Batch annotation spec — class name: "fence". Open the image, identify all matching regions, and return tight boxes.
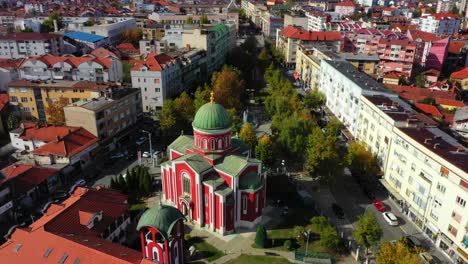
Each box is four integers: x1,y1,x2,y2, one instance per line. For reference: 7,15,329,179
294,251,333,264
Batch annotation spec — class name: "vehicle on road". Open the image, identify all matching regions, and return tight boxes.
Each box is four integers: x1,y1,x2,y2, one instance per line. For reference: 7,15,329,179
110,152,125,159
331,203,345,219
136,137,147,145
372,199,386,212
75,179,86,186
142,151,151,158
382,212,398,226
419,252,436,264
402,236,423,250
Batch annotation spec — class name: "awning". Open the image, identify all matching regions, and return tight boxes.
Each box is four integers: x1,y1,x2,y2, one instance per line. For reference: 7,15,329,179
379,179,404,201
457,247,468,261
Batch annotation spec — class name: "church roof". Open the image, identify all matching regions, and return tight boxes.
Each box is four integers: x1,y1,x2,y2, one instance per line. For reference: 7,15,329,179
215,155,261,176
239,171,262,191
214,184,233,196
175,153,212,173
193,102,231,131
136,205,185,239
203,171,225,188
168,135,194,154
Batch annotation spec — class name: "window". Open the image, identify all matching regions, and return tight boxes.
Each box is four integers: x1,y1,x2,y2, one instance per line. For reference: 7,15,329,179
218,139,222,149
79,89,84,93
448,225,458,237
73,89,78,93
23,107,30,112
182,174,190,195
154,79,160,84
9,87,16,93
436,183,446,194
456,196,466,207
10,96,17,102
203,139,207,149
155,88,160,93
19,88,27,93
451,211,462,223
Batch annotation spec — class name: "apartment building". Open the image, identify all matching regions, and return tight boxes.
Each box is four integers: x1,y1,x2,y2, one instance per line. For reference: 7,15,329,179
67,17,137,44
284,11,309,29
406,30,450,71
241,0,267,25
334,1,356,17
17,54,123,83
170,48,209,90
260,12,284,38
7,80,112,121
342,29,398,54
131,53,182,112
318,60,397,136
436,0,453,13
276,25,341,68
0,59,21,91
0,33,64,59
142,24,166,41
306,11,331,31
420,13,461,35
148,12,240,30
64,88,142,148
376,39,417,77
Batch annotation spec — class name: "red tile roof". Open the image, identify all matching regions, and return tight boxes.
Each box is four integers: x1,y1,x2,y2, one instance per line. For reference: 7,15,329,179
383,71,401,79
422,13,460,20
387,84,458,102
0,93,8,112
132,53,175,71
415,103,443,118
407,29,447,42
451,67,468,79
336,1,355,7
0,187,151,264
17,124,80,142
117,43,138,51
31,127,98,158
91,47,118,58
1,164,58,193
435,98,467,107
280,26,341,41
21,54,113,70
448,41,464,54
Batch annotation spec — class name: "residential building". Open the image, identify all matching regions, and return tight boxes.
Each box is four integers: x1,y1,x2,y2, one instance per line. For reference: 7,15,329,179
276,25,341,68
160,25,184,52
340,53,380,77
450,67,468,89
0,164,59,222
148,12,240,30
419,13,461,35
284,11,308,29
342,29,399,54
0,187,153,264
241,0,267,25
162,97,266,235
318,60,397,136
0,59,21,91
306,11,331,31
376,38,417,77
67,17,137,44
142,24,166,41
436,0,454,13
0,33,64,59
406,30,450,71
452,106,468,139
382,127,468,264
168,48,209,91
64,88,142,148
260,12,284,38
7,80,113,121
131,53,182,112
334,1,356,17
18,54,123,83
9,122,98,168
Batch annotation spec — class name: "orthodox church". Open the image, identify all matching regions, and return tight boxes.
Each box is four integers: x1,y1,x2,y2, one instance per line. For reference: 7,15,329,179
160,93,266,235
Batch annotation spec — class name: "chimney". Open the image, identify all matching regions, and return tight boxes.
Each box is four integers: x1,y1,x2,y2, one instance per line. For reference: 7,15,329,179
456,146,465,153
433,143,440,149
424,138,432,144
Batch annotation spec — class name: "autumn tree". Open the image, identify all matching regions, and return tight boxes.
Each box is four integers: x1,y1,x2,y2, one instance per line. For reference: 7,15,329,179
304,90,325,111
325,117,343,139
211,66,245,110
377,241,423,264
120,29,143,47
45,97,69,125
194,84,211,110
227,108,241,134
158,99,178,134
346,142,380,181
41,13,62,32
257,48,270,69
239,122,257,149
174,92,195,122
255,135,274,167
353,212,383,254
200,14,209,24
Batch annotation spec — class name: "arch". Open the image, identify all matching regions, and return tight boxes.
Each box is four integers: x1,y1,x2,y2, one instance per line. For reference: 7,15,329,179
218,138,223,149
210,139,214,149
203,139,207,149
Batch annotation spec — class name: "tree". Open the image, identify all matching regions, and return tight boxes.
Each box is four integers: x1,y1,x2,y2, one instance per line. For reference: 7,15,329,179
122,61,132,84
255,135,274,167
239,122,257,148
320,225,341,250
211,66,245,110
21,27,34,32
377,241,423,264
41,13,62,32
174,92,195,122
6,114,19,130
200,14,209,24
255,224,268,248
194,84,211,110
415,74,426,87
418,97,436,105
450,5,459,15
292,225,305,241
346,142,380,181
325,117,343,139
304,91,325,111
353,212,383,253
186,16,194,24
227,108,241,134
310,216,329,232
413,8,422,18
306,127,342,183
158,99,178,133
120,29,142,47
257,48,270,69
45,97,69,125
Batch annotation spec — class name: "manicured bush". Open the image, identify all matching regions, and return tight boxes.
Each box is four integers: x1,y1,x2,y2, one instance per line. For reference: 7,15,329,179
255,224,268,248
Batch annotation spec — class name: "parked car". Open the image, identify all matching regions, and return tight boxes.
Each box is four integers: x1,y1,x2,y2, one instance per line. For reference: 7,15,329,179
136,137,147,146
110,152,125,159
402,236,423,250
331,203,345,219
382,212,398,226
419,252,436,264
142,151,151,158
372,199,386,212
74,179,86,186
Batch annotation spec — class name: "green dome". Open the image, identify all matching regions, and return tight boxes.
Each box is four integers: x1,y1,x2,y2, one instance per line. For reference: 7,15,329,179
136,205,185,239
193,102,231,130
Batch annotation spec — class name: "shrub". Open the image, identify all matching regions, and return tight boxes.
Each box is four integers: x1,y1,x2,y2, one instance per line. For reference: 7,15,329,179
310,216,329,232
284,240,292,251
255,224,268,248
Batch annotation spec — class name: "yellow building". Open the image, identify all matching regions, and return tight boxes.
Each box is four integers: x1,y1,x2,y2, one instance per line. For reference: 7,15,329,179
7,80,111,122
142,24,166,41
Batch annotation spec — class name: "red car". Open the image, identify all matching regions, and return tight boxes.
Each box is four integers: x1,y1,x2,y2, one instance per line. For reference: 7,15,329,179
372,199,386,212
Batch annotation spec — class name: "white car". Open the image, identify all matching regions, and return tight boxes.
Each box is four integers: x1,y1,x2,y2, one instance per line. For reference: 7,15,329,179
142,151,151,158
110,152,124,159
382,212,398,226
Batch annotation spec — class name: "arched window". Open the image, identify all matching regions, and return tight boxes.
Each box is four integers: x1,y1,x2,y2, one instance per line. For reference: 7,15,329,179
210,139,214,149
182,173,190,195
218,139,223,149
203,139,207,149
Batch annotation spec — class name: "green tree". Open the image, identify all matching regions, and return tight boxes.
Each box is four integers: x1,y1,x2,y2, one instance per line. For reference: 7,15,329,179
415,74,426,87
325,117,343,138
227,108,242,134
377,241,423,264
6,114,19,130
255,224,268,248
41,13,62,32
310,216,329,232
158,99,178,133
320,225,341,250
21,27,34,32
257,48,270,69
122,61,132,84
194,84,211,110
413,8,422,18
211,66,245,110
353,212,383,253
242,36,257,55
306,127,342,183
239,122,257,148
450,5,459,15
255,135,274,167
200,14,209,24
174,91,195,122
418,97,436,105
186,16,194,24
292,225,305,241
346,142,380,181
304,91,325,111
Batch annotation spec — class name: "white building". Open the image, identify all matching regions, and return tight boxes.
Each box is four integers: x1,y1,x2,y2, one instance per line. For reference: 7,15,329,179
17,54,123,83
131,53,182,112
318,60,397,136
0,59,20,91
436,0,453,13
0,33,64,59
13,17,42,32
419,13,461,35
24,3,44,14
306,11,330,31
67,17,137,44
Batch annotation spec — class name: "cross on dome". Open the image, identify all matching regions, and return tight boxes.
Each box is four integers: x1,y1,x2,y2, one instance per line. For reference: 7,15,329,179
210,91,215,104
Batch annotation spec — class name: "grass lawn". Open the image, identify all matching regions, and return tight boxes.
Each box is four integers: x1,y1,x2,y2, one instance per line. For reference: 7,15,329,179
185,235,225,262
225,254,293,264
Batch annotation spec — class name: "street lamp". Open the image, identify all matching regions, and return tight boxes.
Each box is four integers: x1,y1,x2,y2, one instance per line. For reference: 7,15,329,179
304,229,311,263
142,130,154,167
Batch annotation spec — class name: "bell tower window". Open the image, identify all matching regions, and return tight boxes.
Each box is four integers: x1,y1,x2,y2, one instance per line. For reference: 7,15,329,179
218,139,222,149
